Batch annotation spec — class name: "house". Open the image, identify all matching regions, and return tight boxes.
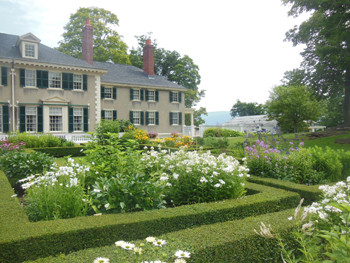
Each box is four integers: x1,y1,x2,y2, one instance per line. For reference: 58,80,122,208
0,20,194,140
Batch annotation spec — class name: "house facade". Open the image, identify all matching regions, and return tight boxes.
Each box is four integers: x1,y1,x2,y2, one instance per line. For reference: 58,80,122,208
0,21,194,139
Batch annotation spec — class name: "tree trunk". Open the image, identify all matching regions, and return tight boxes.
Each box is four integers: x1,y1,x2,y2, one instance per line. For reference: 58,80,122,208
344,69,350,125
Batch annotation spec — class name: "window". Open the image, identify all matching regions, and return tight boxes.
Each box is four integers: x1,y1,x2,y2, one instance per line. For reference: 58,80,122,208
73,74,82,90
104,110,113,121
25,70,36,87
73,108,83,131
24,43,35,58
133,111,141,125
25,107,37,132
1,67,7,86
170,92,182,103
146,111,159,125
49,72,61,89
49,107,62,131
148,90,155,101
104,88,112,99
132,89,140,100
170,112,182,125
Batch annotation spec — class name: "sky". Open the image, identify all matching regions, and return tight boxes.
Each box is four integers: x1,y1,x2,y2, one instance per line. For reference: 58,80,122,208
0,0,307,112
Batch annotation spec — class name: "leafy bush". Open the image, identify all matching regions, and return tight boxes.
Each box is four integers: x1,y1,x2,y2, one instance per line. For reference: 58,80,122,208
141,148,249,206
7,133,73,148
0,140,25,154
203,136,229,149
90,173,166,213
33,146,85,157
203,128,244,138
0,151,54,193
121,126,149,144
21,159,90,221
95,120,120,144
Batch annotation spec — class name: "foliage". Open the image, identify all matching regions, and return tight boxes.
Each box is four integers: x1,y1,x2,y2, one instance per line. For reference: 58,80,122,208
21,159,90,221
185,106,207,126
90,173,166,214
33,146,85,158
121,126,149,144
0,140,25,154
7,132,74,148
94,119,120,144
202,137,229,149
230,99,265,117
282,0,350,124
57,7,130,64
203,127,245,138
153,133,195,148
141,148,248,206
266,85,323,133
0,151,54,191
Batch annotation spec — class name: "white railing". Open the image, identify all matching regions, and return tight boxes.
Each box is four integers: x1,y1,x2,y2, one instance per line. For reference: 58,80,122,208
182,125,196,137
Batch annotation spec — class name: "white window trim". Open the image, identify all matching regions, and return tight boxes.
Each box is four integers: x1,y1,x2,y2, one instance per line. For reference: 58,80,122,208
24,69,37,88
25,106,37,133
104,87,113,99
73,108,83,132
171,92,179,103
132,89,141,101
147,110,156,126
147,89,156,102
22,42,38,59
73,74,83,90
48,72,62,89
171,111,180,126
103,110,114,121
132,110,142,125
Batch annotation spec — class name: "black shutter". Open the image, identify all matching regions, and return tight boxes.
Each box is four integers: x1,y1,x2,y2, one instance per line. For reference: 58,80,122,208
155,90,159,102
169,112,173,125
179,112,182,125
113,87,117,100
130,89,134,100
101,86,105,99
37,106,43,132
37,70,48,88
140,89,144,101
146,111,149,125
2,105,9,133
113,110,117,120
129,111,134,123
68,107,74,132
83,108,88,132
155,112,159,125
83,74,88,91
101,110,105,120
1,67,7,86
62,73,73,90
145,90,149,101
169,91,173,102
20,69,25,87
19,106,26,132
179,92,182,103
140,111,144,125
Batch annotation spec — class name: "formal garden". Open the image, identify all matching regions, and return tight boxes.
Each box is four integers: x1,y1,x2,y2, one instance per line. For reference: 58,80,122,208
0,121,350,262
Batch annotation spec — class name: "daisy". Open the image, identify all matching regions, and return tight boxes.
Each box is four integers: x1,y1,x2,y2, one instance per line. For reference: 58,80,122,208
174,259,187,263
175,250,191,258
145,236,156,243
93,257,110,263
115,240,125,247
153,239,167,247
121,242,135,250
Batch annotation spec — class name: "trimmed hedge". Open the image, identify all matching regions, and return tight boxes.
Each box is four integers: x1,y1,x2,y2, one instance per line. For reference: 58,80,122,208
248,175,322,205
32,146,85,157
0,169,300,263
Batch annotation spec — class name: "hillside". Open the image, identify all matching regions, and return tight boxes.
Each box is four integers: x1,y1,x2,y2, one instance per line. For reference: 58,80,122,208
201,111,232,125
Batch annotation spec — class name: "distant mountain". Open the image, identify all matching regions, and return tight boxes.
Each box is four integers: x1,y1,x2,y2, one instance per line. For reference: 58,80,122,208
201,111,232,126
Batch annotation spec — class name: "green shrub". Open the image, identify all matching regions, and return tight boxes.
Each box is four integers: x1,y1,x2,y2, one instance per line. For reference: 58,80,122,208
95,120,120,144
7,133,71,148
203,136,229,148
203,128,244,138
0,151,54,193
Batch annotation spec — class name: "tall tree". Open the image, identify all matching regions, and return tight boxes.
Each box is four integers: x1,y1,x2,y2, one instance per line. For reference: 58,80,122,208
230,100,265,117
57,7,130,64
282,0,350,124
266,85,323,133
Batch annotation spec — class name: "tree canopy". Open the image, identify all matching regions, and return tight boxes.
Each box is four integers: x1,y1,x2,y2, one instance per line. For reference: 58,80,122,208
230,100,265,118
282,0,350,124
266,85,323,133
57,7,130,64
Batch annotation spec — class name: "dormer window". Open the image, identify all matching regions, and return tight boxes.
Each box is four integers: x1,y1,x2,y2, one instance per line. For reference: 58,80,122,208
16,33,41,60
24,43,36,58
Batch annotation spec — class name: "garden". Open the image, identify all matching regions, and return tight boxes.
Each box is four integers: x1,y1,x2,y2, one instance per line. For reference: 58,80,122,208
0,123,350,262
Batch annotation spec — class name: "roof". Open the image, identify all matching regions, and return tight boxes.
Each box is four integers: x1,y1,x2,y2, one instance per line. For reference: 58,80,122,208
222,115,278,127
0,32,187,90
0,33,101,70
94,61,186,90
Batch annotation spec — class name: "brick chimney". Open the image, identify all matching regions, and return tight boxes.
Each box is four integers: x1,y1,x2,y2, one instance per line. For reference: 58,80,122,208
143,39,154,76
82,18,93,65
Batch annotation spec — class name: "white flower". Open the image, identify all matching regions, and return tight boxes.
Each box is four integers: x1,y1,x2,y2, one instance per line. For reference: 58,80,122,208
214,183,221,188
219,179,225,185
174,259,187,263
160,175,169,181
145,236,156,243
93,257,110,263
175,250,191,258
121,242,135,250
288,216,293,220
104,203,110,209
166,182,172,187
133,247,142,254
93,189,101,193
173,173,179,179
153,239,167,246
115,240,125,247
200,177,208,183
